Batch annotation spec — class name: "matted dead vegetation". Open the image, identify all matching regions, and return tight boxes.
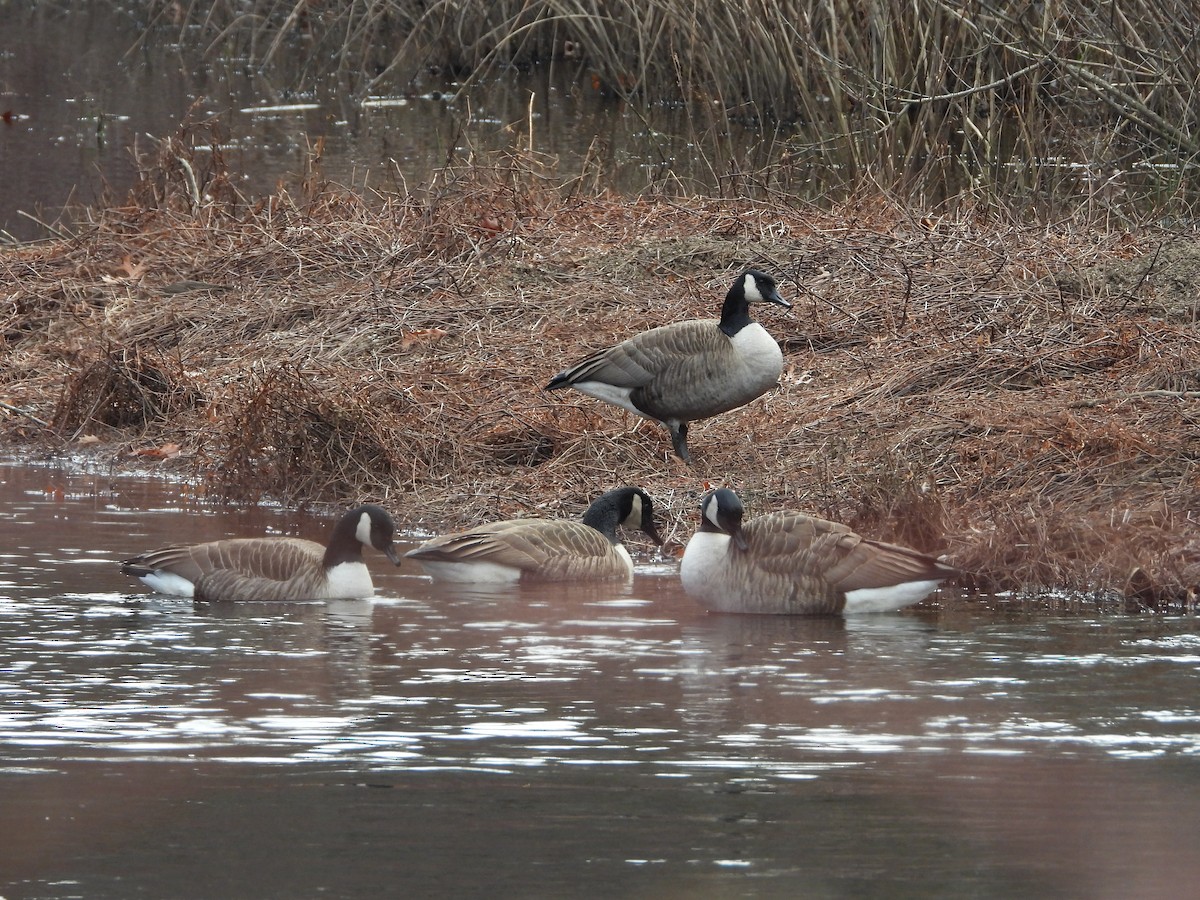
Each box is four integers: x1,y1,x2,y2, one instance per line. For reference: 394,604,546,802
2,135,1199,608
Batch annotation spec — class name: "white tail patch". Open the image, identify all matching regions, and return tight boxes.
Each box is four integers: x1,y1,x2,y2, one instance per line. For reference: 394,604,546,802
139,571,196,598
843,580,943,613
413,560,523,584
568,380,643,417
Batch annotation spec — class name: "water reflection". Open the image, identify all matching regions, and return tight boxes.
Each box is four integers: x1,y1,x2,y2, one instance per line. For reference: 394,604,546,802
0,3,722,242
5,459,1200,896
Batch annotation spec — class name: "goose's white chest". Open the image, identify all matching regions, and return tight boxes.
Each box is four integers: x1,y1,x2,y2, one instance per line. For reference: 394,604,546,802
612,543,634,577
730,323,784,389
680,531,731,602
323,561,375,599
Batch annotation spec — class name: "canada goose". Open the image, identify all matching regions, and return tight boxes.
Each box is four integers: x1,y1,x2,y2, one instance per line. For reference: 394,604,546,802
545,269,791,462
120,504,403,602
405,486,662,583
680,489,959,615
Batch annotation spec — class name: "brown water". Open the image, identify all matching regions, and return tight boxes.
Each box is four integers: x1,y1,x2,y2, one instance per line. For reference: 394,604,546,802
4,458,1200,898
0,3,713,244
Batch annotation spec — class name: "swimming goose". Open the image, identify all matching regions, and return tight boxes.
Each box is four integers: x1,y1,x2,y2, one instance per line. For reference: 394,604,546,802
545,269,791,462
120,504,403,601
405,486,662,583
680,489,959,615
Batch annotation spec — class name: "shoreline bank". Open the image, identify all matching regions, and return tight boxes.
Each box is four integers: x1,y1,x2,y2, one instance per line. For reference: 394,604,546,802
3,160,1198,604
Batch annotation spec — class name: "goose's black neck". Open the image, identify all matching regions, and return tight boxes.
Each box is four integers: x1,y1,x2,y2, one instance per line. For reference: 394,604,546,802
581,496,621,543
718,281,753,337
323,510,367,569
318,504,400,571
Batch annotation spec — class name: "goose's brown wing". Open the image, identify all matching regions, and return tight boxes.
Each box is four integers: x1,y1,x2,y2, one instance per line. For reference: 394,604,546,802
124,538,328,601
194,538,324,582
407,519,625,580
550,320,725,390
746,513,954,591
825,536,957,591
122,544,207,582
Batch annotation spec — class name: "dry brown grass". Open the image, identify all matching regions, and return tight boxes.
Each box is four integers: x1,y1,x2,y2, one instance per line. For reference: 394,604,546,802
2,136,1199,607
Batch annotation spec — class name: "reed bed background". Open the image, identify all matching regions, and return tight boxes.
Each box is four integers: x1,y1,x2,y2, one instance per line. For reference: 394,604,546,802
2,126,1199,606
143,0,1200,207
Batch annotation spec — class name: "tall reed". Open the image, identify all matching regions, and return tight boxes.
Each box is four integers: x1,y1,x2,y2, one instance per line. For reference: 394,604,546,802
146,0,1199,206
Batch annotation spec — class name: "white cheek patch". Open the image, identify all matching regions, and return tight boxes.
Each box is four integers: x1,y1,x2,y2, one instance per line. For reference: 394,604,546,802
624,493,643,527
356,512,374,546
703,495,723,529
742,273,762,303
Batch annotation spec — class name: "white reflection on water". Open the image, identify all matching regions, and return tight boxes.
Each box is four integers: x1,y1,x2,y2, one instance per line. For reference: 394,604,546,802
8,583,1200,768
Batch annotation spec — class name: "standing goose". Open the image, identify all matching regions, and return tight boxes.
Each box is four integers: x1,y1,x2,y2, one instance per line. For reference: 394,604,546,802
680,489,959,615
405,486,662,583
120,504,403,601
545,269,792,463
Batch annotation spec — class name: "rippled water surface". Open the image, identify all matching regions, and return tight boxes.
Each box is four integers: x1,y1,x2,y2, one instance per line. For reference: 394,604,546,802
4,461,1200,898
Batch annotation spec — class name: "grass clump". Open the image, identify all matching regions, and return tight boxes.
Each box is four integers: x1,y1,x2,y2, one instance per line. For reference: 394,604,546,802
52,348,201,437
211,365,402,505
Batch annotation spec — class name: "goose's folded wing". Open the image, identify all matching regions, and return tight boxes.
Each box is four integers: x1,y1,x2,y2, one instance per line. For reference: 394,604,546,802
121,544,206,581
742,513,853,567
123,538,327,601
407,520,549,569
825,538,958,592
747,514,953,590
202,540,328,602
407,532,546,570
407,520,616,575
518,520,628,579
549,320,723,388
192,538,324,583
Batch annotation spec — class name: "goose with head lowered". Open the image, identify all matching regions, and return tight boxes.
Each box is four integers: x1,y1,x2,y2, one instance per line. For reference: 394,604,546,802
120,504,403,602
405,486,662,584
545,269,791,463
680,489,959,615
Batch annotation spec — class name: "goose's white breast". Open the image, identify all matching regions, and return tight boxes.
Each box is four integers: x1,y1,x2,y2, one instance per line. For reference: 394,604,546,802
324,561,375,598
730,323,783,384
680,531,731,600
613,543,634,576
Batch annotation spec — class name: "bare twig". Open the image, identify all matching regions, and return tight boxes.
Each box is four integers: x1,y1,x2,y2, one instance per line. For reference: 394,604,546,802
0,400,49,427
